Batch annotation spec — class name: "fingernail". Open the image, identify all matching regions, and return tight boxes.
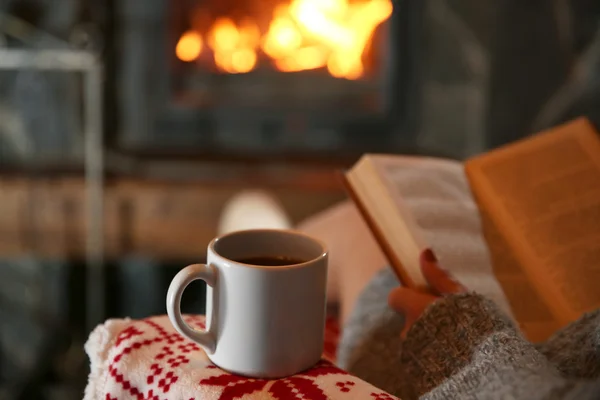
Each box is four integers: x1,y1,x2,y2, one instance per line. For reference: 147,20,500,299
423,248,437,263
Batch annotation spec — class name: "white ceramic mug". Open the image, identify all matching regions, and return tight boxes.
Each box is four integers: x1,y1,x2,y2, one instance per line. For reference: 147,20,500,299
166,229,328,378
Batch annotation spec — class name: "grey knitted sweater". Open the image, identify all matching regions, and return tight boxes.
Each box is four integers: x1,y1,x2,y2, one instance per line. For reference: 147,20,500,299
338,269,600,400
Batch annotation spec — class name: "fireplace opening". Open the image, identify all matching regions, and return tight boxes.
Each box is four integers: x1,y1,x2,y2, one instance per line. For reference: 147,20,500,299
115,0,417,158
173,0,391,78
170,0,392,114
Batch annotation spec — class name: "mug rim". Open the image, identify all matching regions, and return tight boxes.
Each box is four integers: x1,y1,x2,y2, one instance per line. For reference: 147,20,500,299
208,228,328,270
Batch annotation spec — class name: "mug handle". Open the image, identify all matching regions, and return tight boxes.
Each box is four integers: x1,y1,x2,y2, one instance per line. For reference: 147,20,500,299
166,263,217,354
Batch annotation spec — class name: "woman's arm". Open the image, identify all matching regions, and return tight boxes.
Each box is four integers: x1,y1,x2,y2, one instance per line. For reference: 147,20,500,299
400,293,600,400
535,311,600,380
339,252,600,400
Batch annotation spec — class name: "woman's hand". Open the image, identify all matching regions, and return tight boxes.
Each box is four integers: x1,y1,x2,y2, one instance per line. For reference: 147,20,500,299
388,249,466,337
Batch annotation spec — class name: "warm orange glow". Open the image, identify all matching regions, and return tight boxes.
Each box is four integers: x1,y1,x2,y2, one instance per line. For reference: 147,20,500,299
176,0,392,79
275,46,328,72
262,18,302,60
262,0,392,79
206,18,259,73
176,31,203,62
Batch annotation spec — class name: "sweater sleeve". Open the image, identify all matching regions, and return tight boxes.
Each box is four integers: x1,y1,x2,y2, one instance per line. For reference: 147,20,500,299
400,293,600,400
535,310,600,379
338,268,600,400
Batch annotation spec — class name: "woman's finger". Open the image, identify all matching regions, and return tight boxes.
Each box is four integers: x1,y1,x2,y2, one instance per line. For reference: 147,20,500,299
421,249,466,295
400,316,415,339
388,287,438,317
389,287,438,338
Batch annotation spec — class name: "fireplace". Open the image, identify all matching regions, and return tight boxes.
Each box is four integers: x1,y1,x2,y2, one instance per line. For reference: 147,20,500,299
173,0,392,77
115,0,420,159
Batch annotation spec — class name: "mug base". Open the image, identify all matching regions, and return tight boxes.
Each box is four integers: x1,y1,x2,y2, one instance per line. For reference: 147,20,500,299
208,356,321,380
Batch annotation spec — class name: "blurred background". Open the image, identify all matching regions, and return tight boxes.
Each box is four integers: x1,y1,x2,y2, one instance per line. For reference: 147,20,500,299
0,0,599,398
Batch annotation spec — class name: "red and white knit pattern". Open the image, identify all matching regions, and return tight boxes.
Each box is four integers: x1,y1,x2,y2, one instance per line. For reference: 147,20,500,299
84,315,398,400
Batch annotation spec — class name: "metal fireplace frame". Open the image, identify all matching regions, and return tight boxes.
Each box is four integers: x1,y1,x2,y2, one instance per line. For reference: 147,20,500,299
112,0,423,162
0,48,106,334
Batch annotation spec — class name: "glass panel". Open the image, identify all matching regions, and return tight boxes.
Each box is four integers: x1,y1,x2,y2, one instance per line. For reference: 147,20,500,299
169,0,392,113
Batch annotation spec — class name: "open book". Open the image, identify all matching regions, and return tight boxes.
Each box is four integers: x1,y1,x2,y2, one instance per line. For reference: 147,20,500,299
344,117,600,342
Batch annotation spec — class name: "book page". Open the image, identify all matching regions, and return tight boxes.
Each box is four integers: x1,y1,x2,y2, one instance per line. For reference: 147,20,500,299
366,155,513,316
465,118,600,327
478,206,560,342
345,157,428,288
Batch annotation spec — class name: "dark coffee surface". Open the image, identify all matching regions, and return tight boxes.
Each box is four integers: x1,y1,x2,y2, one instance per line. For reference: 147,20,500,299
234,256,306,266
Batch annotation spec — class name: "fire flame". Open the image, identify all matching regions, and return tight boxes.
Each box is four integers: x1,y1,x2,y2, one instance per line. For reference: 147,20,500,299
176,31,203,62
207,18,260,74
175,0,392,79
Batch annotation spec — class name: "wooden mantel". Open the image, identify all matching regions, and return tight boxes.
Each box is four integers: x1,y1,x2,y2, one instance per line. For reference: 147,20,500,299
0,173,345,260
